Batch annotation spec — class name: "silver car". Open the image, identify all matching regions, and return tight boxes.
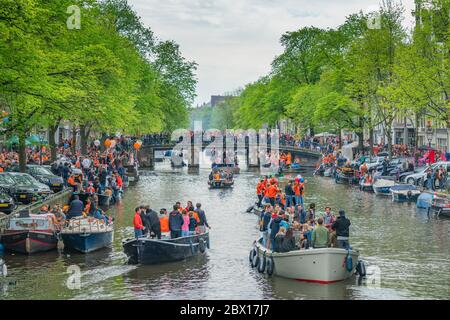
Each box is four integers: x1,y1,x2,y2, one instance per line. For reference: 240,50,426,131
404,161,450,186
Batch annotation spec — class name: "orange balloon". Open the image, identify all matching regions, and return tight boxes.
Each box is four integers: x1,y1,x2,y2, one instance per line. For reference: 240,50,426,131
133,142,141,150
104,139,111,147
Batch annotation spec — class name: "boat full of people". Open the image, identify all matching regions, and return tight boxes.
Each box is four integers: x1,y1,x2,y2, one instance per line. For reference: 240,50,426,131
123,202,211,265
208,169,234,189
61,215,113,253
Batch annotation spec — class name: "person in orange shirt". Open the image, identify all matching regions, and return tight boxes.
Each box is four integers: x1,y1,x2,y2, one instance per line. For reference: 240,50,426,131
133,207,144,238
256,180,265,207
266,182,278,206
286,153,292,167
159,209,170,236
293,181,301,207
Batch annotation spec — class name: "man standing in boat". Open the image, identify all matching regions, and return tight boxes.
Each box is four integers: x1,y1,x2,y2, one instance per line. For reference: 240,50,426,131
133,207,145,239
332,210,351,249
169,205,184,239
195,203,210,234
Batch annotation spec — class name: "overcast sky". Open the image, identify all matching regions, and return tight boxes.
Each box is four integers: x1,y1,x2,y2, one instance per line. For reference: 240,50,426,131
128,0,415,106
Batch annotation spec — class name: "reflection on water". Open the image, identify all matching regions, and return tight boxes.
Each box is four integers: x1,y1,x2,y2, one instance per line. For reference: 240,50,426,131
1,163,449,300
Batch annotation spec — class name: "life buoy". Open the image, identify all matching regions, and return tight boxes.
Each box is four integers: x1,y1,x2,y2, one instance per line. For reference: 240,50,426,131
266,256,274,276
198,239,206,253
252,252,260,268
258,253,266,273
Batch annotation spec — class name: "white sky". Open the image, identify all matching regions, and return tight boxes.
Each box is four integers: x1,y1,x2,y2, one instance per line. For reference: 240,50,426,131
128,0,416,106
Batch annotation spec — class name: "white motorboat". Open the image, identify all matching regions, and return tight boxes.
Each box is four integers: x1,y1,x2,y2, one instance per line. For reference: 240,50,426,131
251,240,360,284
373,176,396,196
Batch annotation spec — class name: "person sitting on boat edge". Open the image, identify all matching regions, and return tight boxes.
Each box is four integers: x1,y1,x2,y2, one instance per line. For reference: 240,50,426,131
331,210,351,249
169,205,184,239
93,208,109,225
279,228,296,253
311,218,329,249
133,207,145,239
273,227,286,252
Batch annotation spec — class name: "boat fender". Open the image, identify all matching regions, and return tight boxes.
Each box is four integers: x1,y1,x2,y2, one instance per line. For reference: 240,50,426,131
356,260,366,277
345,251,353,272
266,256,274,276
252,252,260,268
249,248,257,265
0,243,4,255
258,253,266,273
199,239,206,253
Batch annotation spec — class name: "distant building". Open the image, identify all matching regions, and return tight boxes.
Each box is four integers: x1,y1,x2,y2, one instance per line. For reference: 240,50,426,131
210,95,231,108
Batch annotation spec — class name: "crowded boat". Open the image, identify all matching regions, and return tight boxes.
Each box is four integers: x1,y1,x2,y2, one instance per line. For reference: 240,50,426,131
123,201,210,264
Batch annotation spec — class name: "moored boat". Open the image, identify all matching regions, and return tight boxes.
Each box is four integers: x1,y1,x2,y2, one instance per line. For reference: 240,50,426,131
122,231,210,265
251,239,360,283
0,211,59,254
61,217,113,253
335,168,358,185
373,176,396,196
391,184,421,202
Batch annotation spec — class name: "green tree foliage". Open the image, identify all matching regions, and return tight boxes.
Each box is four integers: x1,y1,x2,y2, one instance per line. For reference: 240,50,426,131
0,0,197,169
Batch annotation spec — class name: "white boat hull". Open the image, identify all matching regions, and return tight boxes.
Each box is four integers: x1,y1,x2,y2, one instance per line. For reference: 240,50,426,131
255,242,359,283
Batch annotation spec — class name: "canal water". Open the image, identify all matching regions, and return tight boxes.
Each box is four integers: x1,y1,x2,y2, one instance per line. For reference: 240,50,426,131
1,164,449,300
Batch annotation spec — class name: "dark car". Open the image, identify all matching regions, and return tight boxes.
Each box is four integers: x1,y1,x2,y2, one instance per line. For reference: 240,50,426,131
7,165,65,193
2,172,52,204
0,191,16,214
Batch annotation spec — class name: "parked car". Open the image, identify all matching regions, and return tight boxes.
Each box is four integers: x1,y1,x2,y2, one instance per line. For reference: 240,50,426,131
404,161,450,186
7,165,64,193
0,191,16,214
2,172,52,204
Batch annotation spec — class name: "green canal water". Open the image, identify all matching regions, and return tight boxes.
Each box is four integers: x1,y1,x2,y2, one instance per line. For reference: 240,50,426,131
1,164,449,300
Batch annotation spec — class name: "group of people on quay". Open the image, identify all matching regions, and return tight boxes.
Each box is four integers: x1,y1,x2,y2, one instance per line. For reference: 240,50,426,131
255,175,351,253
133,201,210,240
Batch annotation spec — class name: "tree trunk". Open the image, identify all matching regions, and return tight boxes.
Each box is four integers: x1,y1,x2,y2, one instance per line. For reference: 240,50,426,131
18,132,27,173
80,125,91,156
71,126,77,154
49,124,58,162
386,127,393,160
369,128,374,157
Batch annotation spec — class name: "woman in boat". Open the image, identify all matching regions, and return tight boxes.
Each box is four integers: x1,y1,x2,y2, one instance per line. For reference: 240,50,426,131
185,201,195,212
279,228,296,253
188,211,197,236
181,210,190,237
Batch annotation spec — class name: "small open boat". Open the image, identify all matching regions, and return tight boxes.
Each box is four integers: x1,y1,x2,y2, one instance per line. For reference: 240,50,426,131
61,217,113,253
391,184,421,202
0,211,59,254
421,193,450,217
335,167,359,185
208,179,234,189
373,176,396,196
122,232,210,265
124,164,140,184
251,238,360,284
